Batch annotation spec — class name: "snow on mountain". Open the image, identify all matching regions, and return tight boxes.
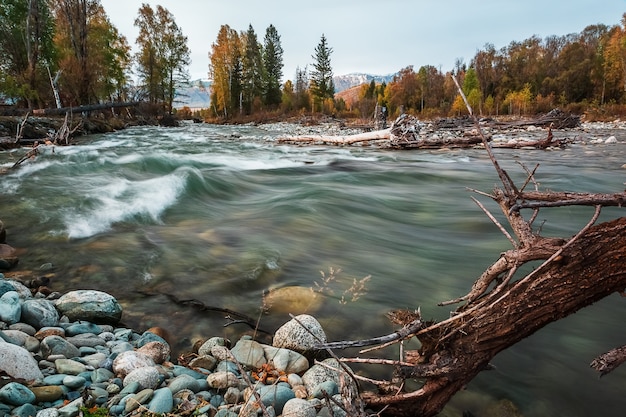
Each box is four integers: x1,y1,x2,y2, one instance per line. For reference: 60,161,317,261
333,72,396,93
174,79,212,109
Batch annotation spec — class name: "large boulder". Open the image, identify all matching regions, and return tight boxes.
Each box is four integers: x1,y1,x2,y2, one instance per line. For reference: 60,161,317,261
0,244,18,270
0,342,44,381
272,314,326,353
55,290,122,324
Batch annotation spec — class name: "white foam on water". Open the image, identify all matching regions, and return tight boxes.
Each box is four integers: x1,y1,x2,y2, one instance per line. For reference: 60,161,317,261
65,170,187,239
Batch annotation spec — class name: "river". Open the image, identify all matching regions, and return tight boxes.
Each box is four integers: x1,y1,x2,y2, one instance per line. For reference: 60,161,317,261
0,121,625,416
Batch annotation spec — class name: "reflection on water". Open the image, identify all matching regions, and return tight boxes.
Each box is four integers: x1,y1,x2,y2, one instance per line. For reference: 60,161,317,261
1,122,625,416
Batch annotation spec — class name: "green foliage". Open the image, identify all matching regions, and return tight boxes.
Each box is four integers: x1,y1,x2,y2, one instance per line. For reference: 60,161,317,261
310,34,335,112
263,24,284,108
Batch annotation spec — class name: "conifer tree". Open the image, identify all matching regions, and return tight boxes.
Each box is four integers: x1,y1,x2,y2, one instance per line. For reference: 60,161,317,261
263,24,283,108
241,24,264,114
310,34,334,112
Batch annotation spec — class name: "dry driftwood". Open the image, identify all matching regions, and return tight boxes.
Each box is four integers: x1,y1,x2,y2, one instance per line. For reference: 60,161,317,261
315,76,626,417
276,128,390,145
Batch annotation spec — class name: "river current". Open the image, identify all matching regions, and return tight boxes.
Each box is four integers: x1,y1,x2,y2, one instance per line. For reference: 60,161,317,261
0,121,625,416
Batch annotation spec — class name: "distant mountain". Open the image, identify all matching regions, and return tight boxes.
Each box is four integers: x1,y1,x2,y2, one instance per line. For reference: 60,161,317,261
173,73,396,110
174,79,212,109
333,72,396,93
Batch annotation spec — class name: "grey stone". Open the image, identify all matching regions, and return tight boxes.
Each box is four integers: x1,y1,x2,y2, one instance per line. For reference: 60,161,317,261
206,371,240,389
230,338,266,369
302,359,358,401
0,291,21,324
92,368,114,383
65,322,102,336
311,380,338,398
223,386,240,404
167,373,199,394
148,387,174,413
55,358,87,375
12,403,37,417
197,337,227,356
272,314,326,353
0,382,36,406
124,388,153,413
36,408,60,417
112,350,155,377
62,375,86,390
7,323,36,335
282,398,317,417
263,345,309,374
66,333,106,348
123,366,161,390
257,384,295,414
81,352,107,368
55,290,122,324
21,299,59,329
0,342,43,381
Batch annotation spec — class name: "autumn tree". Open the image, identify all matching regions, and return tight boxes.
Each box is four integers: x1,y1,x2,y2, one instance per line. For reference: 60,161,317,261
209,24,242,118
310,34,334,112
135,3,190,114
0,0,56,108
263,24,283,108
52,0,130,106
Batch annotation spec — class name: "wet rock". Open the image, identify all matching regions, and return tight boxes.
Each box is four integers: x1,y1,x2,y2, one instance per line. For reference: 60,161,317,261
55,290,122,324
0,291,21,324
148,387,174,413
263,286,323,314
0,244,18,270
0,382,36,406
20,299,59,329
0,342,44,381
40,335,80,359
273,314,326,353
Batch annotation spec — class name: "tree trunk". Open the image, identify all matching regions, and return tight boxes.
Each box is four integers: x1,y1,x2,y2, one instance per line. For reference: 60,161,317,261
365,216,626,416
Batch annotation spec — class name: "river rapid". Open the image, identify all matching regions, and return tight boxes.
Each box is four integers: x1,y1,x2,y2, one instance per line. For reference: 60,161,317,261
0,120,625,416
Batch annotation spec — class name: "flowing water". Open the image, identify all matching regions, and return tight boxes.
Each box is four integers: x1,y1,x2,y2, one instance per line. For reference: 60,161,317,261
0,121,625,416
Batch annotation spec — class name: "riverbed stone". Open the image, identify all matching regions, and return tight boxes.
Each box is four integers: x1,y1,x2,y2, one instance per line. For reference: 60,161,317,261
257,384,295,414
21,299,59,329
12,403,37,417
0,342,44,381
64,322,102,336
137,340,170,364
206,371,239,389
55,290,122,324
0,291,21,324
62,375,86,390
55,358,87,375
197,337,227,356
0,244,18,270
273,314,326,353
282,398,317,417
124,388,154,413
40,335,80,359
148,387,174,413
263,345,309,374
0,382,36,406
188,355,217,371
66,332,106,348
230,338,266,369
30,386,64,403
112,350,156,377
168,373,199,394
0,220,5,243
123,366,161,390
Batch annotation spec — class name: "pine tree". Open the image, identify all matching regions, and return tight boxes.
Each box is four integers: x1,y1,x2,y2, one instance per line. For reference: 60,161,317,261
310,34,334,112
263,24,283,108
241,24,264,114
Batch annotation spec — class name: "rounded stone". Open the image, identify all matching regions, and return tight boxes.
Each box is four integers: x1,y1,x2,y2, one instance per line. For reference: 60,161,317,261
112,350,155,377
123,366,161,390
0,382,36,406
20,299,59,329
206,371,240,389
55,290,122,324
230,339,266,369
168,374,200,394
148,387,174,413
188,355,217,371
55,358,87,375
0,342,44,381
65,322,102,336
282,398,317,417
62,375,86,389
263,346,309,374
136,341,170,364
30,385,64,403
197,337,227,356
272,314,326,353
257,384,295,414
124,388,154,413
0,291,21,324
40,336,80,360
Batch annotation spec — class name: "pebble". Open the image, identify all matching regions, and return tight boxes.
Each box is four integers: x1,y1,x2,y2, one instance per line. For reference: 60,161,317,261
0,277,355,416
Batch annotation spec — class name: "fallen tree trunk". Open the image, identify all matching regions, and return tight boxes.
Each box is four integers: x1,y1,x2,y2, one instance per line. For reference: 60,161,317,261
276,128,390,145
32,101,140,116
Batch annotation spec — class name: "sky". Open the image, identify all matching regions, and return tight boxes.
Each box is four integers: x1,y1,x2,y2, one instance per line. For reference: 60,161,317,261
100,0,626,82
